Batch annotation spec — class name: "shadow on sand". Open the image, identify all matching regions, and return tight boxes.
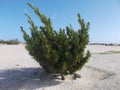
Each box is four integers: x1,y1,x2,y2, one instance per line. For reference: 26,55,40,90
0,67,61,90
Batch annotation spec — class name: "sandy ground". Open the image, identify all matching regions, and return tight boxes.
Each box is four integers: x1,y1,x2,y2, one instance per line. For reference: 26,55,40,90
0,44,120,90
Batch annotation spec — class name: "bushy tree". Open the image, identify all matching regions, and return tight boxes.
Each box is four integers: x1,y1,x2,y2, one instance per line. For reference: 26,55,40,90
21,3,91,80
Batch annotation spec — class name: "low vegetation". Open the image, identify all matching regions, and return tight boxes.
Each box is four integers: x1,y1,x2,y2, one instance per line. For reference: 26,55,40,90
100,51,120,54
0,39,20,45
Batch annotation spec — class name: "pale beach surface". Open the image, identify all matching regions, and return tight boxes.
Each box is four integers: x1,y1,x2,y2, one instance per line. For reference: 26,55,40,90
0,44,120,90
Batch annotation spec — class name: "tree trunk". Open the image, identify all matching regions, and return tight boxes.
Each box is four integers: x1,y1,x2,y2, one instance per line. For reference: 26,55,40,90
72,73,81,80
60,73,65,80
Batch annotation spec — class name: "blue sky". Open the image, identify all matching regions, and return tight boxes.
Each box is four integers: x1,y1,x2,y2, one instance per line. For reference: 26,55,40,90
0,0,120,43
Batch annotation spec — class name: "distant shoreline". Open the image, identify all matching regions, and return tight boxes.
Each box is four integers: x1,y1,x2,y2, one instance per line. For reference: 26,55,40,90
1,42,120,46
89,43,120,46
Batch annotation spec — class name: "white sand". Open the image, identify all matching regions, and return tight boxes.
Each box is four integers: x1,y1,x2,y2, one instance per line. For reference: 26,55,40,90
0,44,120,90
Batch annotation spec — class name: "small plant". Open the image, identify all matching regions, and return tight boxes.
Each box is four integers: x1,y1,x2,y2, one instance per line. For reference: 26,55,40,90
21,3,91,80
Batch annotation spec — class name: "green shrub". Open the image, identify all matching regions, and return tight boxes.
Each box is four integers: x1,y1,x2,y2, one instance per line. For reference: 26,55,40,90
0,39,20,45
21,3,91,80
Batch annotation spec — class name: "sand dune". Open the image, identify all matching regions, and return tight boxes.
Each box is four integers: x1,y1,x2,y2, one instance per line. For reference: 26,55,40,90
0,44,120,90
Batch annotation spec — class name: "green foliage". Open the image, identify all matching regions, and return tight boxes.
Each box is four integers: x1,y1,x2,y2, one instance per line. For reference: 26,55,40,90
0,39,20,45
100,51,120,54
21,3,91,75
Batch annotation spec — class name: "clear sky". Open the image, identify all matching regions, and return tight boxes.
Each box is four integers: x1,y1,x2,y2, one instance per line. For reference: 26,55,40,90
0,0,120,43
